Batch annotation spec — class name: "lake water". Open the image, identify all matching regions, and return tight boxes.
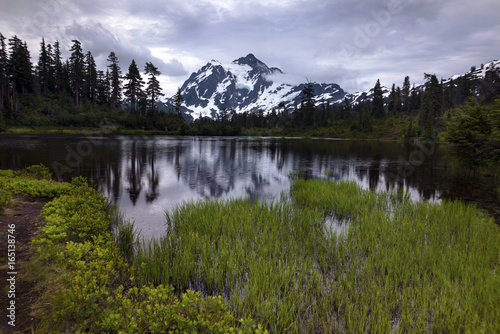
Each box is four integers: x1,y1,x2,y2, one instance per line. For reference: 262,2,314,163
1,135,498,239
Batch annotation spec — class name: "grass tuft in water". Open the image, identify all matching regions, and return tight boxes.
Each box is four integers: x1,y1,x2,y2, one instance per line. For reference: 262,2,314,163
111,208,139,263
132,179,499,333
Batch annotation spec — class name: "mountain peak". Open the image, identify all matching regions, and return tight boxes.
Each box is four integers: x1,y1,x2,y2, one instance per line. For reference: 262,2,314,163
177,54,346,118
233,54,265,68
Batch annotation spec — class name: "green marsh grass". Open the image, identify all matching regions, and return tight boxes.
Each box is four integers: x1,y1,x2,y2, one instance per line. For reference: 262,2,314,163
134,179,499,333
111,208,139,263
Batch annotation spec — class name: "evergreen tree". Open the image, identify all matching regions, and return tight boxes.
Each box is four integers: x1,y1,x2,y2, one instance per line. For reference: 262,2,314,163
410,87,421,111
341,97,351,119
62,59,72,94
0,33,7,110
443,78,455,110
402,76,411,113
85,51,98,103
395,86,402,113
53,40,64,93
107,51,122,109
301,83,315,110
123,59,144,114
300,82,316,126
420,73,442,138
481,63,500,103
405,119,415,140
173,87,184,115
388,84,396,115
446,101,494,168
457,74,472,104
8,36,33,117
258,109,264,127
8,36,33,94
372,79,385,118
144,62,164,114
45,43,55,92
69,39,85,107
268,108,278,128
96,70,110,106
37,37,51,93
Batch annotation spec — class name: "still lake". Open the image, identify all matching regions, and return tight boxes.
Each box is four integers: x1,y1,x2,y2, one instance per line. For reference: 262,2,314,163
1,134,498,239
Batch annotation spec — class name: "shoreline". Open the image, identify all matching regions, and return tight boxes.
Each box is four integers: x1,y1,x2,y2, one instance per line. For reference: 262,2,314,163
0,195,49,332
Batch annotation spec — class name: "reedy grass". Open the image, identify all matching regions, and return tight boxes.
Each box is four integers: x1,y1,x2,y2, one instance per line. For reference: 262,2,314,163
111,208,139,263
133,179,499,333
6,165,264,333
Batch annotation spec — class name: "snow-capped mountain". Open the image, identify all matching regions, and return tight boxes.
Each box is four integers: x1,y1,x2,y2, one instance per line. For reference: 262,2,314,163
170,54,499,120
447,59,500,83
176,54,348,118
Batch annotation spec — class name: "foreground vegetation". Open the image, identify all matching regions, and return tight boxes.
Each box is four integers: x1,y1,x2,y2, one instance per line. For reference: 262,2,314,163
1,165,498,332
134,179,499,332
0,165,264,333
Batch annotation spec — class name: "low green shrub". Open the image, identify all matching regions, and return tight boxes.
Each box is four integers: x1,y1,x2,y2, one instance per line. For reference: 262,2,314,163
0,165,71,198
0,187,12,211
38,185,111,244
22,163,53,180
44,227,265,333
4,166,267,333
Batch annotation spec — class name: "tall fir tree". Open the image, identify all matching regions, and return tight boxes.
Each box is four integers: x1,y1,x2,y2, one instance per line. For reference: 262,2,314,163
0,33,7,111
96,70,111,106
45,42,55,92
37,37,51,93
388,84,396,115
482,62,500,103
53,40,64,93
420,73,442,138
457,74,472,104
107,51,122,109
371,79,385,118
8,36,33,118
69,40,85,107
300,82,316,126
402,76,411,114
123,59,144,114
395,86,402,113
341,97,351,119
173,87,184,115
144,62,164,114
85,51,98,103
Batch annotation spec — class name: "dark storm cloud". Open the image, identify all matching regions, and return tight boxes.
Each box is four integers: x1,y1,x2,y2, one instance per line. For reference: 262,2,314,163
64,21,187,77
1,0,499,95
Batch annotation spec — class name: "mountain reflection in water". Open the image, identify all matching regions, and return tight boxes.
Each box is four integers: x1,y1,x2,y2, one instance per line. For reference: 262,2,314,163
0,135,498,239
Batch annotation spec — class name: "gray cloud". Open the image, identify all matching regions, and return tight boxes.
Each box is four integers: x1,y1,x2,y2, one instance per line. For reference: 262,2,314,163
64,21,187,77
0,0,499,95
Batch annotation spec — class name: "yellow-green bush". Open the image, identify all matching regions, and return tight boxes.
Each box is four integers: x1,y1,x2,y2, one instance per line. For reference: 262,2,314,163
48,234,265,333
0,166,72,198
2,165,267,333
0,187,12,211
38,184,111,245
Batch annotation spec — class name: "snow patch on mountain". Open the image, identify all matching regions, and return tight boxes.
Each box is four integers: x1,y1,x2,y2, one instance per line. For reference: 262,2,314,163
170,55,499,120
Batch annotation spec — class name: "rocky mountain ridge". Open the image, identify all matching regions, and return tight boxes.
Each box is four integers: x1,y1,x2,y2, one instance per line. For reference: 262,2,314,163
167,54,499,119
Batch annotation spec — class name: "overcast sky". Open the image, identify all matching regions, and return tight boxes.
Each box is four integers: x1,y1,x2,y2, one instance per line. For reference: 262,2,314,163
1,0,499,97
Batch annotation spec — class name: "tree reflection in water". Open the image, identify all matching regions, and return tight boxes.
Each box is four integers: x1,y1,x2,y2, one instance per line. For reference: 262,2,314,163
0,135,498,239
